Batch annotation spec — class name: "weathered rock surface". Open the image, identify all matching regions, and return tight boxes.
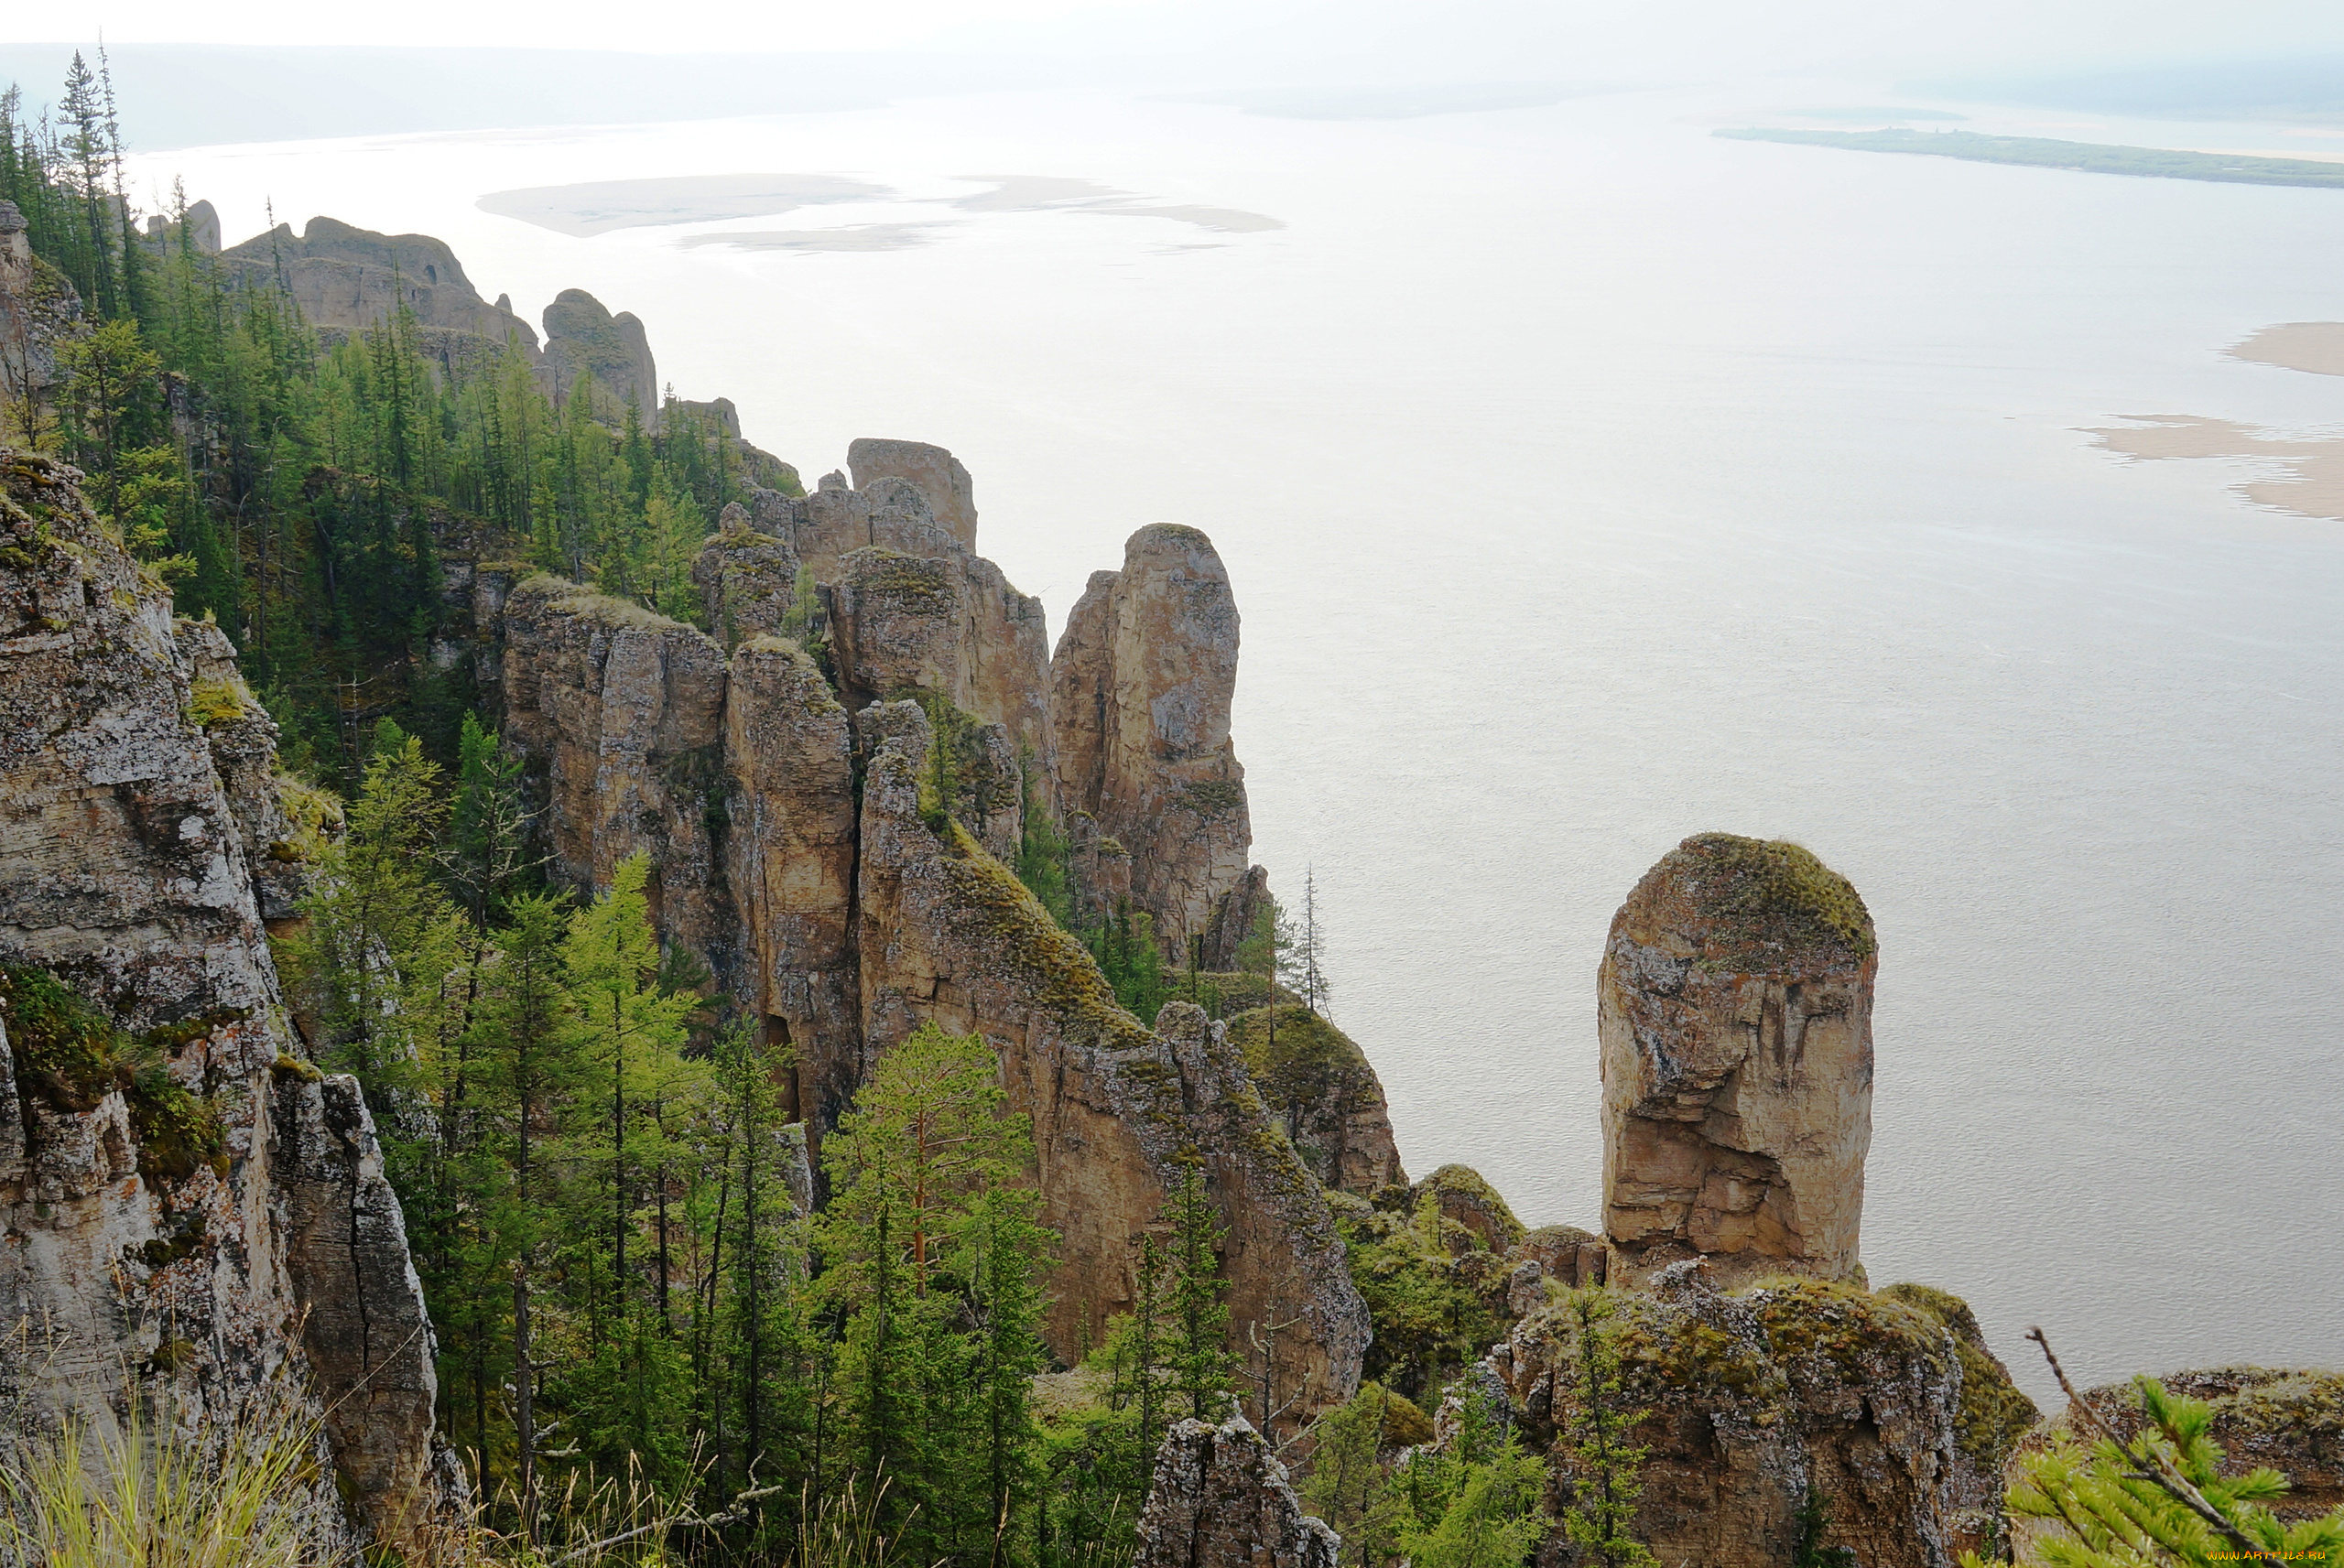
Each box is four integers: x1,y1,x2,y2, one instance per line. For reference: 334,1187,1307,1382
2028,1366,2344,1527
542,287,658,422
498,576,740,996
1135,1414,1340,1568
0,450,454,1557
220,216,540,364
1482,1271,2027,1568
1601,833,1876,1289
723,637,859,1133
1052,525,1253,955
848,437,978,549
855,716,1366,1418
0,205,84,470
1224,1006,1405,1195
695,503,804,649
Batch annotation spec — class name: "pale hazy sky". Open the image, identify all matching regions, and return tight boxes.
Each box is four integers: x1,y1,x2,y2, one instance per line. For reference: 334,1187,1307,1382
8,0,2344,77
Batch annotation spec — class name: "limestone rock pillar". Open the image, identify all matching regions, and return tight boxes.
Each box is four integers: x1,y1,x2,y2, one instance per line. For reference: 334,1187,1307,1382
1600,833,1876,1289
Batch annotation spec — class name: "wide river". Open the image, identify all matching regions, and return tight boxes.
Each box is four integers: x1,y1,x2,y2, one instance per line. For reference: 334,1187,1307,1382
136,81,2344,1400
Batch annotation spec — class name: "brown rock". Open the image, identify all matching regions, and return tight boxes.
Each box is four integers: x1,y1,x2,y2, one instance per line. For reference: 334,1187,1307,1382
1483,1273,2013,1568
220,216,540,362
1224,1005,1405,1195
498,576,740,995
1601,833,1875,1289
848,437,978,549
722,638,859,1133
1416,1162,1526,1254
2027,1366,2341,1528
273,1071,454,1554
1135,1415,1340,1568
1050,526,1253,955
854,717,1366,1422
541,287,658,423
1511,1223,1609,1290
694,505,804,649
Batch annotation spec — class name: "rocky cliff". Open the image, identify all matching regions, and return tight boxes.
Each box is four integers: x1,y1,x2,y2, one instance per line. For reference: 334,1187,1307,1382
0,451,457,1556
541,287,658,424
1051,525,1255,956
220,215,541,375
485,475,1379,1412
0,199,81,435
1601,833,1875,1289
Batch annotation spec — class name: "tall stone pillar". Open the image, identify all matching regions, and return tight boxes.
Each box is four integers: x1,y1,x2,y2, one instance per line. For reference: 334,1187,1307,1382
1600,833,1876,1289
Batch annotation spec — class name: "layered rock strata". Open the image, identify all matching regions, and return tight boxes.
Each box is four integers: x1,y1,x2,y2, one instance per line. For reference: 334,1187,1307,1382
1052,525,1253,955
0,451,455,1556
1601,833,1876,1289
1480,1269,2028,1568
1135,1415,1340,1568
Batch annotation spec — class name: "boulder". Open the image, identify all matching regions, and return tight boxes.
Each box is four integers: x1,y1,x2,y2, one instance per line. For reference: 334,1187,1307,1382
1135,1415,1340,1568
1481,1273,2028,1568
219,216,539,357
1601,833,1876,1289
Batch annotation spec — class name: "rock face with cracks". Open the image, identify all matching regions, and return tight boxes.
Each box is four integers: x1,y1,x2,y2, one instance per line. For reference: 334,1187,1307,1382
486,460,1372,1416
0,450,458,1558
853,714,1367,1413
1134,1414,1340,1568
1479,1268,2027,1568
1601,832,1876,1289
848,436,978,549
1051,525,1253,956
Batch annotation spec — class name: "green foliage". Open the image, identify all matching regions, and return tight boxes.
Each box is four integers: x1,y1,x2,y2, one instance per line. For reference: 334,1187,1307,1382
820,1020,1055,1566
1088,902,1166,1024
1966,1376,2344,1568
1393,1392,1549,1568
1794,1486,1857,1568
1336,1186,1508,1400
1557,1291,1655,1568
1015,748,1076,929
1679,833,1875,961
1305,1384,1406,1568
0,962,132,1111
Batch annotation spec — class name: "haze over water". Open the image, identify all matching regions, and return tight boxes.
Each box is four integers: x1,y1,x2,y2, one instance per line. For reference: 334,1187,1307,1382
138,81,2344,1400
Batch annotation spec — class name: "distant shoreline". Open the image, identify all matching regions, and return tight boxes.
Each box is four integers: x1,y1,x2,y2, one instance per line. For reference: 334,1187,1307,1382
1717,126,2344,189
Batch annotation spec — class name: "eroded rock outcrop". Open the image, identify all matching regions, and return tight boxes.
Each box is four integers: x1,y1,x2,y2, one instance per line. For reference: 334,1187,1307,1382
848,437,978,549
0,450,454,1557
498,576,739,995
1225,1006,1405,1195
855,714,1367,1416
1135,1414,1340,1568
220,216,541,371
1481,1270,2028,1568
1052,525,1252,955
542,287,658,423
1601,833,1875,1289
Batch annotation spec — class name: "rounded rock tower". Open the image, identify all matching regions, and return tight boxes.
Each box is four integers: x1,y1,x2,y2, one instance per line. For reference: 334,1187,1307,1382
1600,833,1876,1289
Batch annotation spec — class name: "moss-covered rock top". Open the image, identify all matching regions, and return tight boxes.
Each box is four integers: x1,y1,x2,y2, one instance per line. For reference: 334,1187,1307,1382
1226,1005,1373,1104
514,573,708,638
1877,1282,2039,1469
1618,831,1876,968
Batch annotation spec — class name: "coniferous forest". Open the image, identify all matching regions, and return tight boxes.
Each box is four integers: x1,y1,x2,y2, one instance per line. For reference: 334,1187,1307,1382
0,53,1570,1568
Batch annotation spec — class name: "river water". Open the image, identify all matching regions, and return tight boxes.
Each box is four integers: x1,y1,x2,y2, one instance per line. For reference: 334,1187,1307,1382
135,81,2344,1400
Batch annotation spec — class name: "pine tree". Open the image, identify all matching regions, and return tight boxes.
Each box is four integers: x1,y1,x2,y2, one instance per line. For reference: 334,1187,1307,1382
1560,1290,1655,1568
1161,1162,1232,1422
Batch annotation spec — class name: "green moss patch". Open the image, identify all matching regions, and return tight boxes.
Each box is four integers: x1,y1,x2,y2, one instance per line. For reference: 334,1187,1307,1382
0,963,132,1112
188,676,251,728
1877,1281,2039,1468
1677,833,1875,961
